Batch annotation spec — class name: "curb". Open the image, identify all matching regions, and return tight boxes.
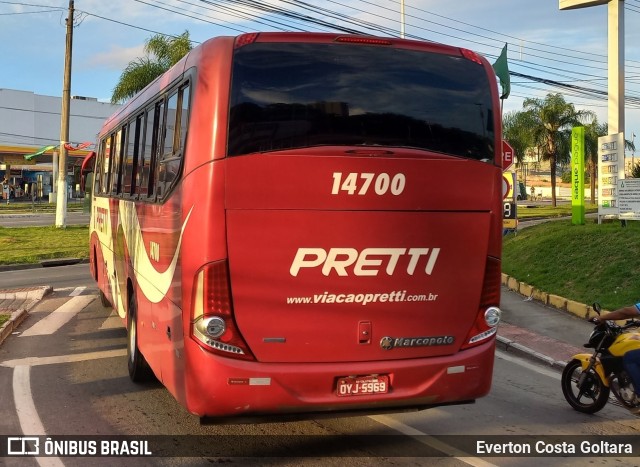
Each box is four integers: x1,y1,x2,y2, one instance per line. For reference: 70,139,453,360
0,286,53,301
0,286,53,347
0,258,88,272
498,273,593,371
501,273,600,320
496,335,567,371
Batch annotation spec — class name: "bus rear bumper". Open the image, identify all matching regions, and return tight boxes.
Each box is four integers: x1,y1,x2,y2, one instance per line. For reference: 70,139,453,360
184,339,495,419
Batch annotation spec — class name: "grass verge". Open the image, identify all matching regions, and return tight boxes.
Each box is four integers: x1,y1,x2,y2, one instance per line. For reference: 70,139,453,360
0,314,8,327
0,225,89,265
503,218,640,310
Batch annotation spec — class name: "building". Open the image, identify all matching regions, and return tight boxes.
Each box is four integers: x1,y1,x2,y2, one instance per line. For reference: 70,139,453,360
0,88,120,200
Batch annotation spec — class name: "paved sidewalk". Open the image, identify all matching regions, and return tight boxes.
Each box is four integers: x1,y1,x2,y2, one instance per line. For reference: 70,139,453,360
496,322,583,370
0,286,52,346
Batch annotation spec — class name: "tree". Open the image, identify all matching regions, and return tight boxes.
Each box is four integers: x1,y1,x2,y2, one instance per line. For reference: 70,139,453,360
502,110,535,166
111,31,192,104
522,93,594,207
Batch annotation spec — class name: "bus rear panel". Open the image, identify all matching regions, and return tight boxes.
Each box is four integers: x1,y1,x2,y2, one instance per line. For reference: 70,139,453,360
90,32,503,420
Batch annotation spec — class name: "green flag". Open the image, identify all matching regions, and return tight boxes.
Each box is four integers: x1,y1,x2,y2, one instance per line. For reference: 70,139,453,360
24,145,57,161
492,43,510,99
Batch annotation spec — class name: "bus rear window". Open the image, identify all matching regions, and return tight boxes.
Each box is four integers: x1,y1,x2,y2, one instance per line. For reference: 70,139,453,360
228,42,495,160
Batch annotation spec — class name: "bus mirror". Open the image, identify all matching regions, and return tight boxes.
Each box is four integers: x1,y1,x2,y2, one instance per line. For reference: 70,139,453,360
80,151,96,192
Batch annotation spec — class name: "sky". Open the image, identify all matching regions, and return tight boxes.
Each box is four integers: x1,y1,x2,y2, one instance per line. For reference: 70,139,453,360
1,0,640,144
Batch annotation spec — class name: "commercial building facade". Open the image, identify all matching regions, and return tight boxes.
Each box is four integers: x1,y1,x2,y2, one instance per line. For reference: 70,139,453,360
0,88,120,200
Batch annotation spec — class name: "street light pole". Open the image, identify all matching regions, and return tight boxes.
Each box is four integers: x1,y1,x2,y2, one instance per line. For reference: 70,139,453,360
400,0,405,39
56,0,74,228
608,0,624,135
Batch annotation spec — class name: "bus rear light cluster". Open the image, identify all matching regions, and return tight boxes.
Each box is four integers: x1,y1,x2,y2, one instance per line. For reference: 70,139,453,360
460,48,483,65
461,257,501,349
234,33,259,49
335,36,393,46
191,261,255,361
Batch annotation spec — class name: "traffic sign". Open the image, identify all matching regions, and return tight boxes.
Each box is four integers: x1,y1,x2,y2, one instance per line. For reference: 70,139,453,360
502,140,515,170
502,175,511,200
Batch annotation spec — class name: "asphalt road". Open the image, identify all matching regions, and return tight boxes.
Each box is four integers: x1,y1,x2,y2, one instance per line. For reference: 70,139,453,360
2,291,639,466
0,211,90,228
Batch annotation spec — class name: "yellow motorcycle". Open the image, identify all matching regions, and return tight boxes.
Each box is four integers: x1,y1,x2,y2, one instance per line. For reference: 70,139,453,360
561,303,640,413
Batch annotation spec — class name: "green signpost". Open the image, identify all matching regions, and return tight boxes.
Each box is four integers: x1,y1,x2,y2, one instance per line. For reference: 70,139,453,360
571,126,585,225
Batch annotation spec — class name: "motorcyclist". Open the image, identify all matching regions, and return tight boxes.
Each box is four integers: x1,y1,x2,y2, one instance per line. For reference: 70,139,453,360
592,303,640,412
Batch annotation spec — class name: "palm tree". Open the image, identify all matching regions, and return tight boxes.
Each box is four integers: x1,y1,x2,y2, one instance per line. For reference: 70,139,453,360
522,93,595,207
502,110,535,166
111,31,192,104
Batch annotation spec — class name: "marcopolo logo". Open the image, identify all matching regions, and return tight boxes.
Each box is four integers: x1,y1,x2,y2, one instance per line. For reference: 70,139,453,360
380,335,455,350
289,247,440,277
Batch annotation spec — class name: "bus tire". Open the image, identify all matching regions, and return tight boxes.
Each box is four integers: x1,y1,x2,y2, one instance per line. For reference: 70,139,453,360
127,294,154,383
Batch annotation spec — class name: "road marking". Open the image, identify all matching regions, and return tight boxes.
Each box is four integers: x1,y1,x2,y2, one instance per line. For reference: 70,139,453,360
69,286,86,296
20,295,95,337
13,365,64,467
367,352,562,464
368,415,497,467
99,310,123,330
1,349,127,368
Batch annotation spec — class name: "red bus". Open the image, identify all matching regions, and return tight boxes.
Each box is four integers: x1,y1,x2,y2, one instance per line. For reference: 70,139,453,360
86,32,503,421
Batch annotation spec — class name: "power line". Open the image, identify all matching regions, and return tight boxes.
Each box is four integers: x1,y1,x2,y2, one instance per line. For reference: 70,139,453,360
66,0,640,113
0,105,112,120
0,8,60,15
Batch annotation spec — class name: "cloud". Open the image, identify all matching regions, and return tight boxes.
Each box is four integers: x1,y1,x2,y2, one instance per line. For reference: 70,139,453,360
84,44,146,71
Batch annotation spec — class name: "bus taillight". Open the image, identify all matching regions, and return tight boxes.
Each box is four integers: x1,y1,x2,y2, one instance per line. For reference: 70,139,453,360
191,260,255,361
460,48,483,65
335,36,393,46
234,33,259,49
461,256,501,349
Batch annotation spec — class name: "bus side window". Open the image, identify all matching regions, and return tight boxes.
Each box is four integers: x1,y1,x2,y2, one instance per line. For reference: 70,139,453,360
94,140,106,195
156,90,178,200
156,83,190,201
179,84,190,153
137,106,156,198
122,115,141,197
110,127,125,195
145,100,164,201
101,135,113,195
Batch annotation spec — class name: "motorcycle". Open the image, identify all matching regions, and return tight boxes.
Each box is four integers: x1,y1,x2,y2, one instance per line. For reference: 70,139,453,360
561,302,640,413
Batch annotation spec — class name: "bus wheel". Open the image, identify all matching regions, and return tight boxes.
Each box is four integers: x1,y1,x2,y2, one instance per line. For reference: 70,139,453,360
127,294,154,383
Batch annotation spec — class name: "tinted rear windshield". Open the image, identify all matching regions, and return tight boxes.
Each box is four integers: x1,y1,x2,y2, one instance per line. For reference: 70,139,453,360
228,42,495,160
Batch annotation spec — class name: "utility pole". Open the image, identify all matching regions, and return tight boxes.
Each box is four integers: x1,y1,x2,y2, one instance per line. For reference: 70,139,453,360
400,0,405,38
56,0,74,228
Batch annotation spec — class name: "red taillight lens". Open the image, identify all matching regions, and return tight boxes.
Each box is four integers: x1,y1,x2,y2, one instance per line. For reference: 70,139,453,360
191,260,254,361
460,48,483,65
461,256,501,350
335,36,393,46
235,32,259,49
479,256,501,308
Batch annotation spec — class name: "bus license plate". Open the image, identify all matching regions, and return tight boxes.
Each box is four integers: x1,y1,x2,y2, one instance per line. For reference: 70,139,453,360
336,375,389,397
